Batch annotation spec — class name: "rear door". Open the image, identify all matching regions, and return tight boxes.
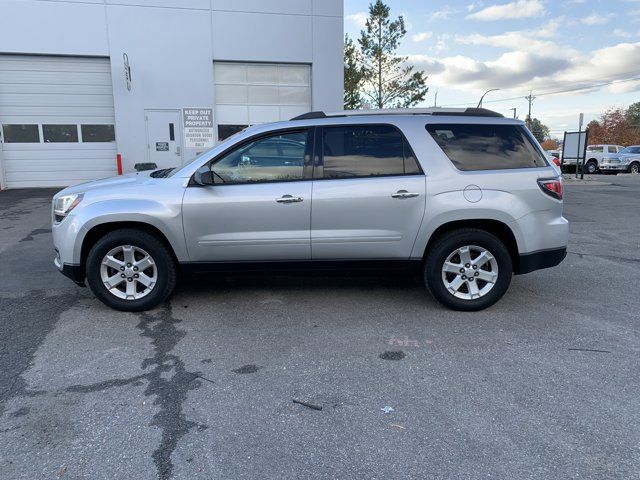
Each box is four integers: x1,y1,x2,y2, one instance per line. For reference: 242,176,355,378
311,124,426,260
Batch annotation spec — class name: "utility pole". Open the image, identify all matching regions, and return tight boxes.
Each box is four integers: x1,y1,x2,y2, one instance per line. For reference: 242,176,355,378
510,107,517,119
525,91,535,128
433,89,438,108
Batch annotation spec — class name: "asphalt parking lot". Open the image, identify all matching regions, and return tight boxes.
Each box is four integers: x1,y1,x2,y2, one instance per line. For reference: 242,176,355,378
1,177,639,480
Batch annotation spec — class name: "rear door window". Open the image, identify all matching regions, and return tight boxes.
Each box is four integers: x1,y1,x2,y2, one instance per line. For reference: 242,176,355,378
425,124,547,171
321,125,422,179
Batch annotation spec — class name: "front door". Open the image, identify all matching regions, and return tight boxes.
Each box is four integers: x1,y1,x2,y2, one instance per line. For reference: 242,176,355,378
311,124,426,259
145,110,182,169
182,129,313,262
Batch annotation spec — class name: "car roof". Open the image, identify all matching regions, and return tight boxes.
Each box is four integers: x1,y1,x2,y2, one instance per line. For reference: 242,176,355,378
291,107,504,120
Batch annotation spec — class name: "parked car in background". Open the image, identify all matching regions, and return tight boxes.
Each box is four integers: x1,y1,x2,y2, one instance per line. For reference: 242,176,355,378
545,152,561,173
561,144,624,174
584,144,625,174
600,146,640,174
52,108,568,312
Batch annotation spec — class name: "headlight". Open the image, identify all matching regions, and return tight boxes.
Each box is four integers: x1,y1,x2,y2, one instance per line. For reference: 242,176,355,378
53,194,83,222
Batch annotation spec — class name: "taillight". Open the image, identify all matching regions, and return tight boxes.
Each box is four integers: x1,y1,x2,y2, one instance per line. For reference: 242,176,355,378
538,178,563,200
552,157,561,167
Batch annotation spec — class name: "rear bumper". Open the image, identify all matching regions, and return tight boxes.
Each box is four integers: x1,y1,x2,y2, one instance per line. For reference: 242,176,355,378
515,247,567,275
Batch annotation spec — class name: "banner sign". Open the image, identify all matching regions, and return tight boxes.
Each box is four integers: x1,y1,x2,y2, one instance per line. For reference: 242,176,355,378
183,108,214,149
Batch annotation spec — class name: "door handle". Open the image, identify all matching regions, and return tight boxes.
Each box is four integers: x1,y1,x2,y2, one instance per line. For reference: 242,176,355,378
391,190,419,199
276,195,304,204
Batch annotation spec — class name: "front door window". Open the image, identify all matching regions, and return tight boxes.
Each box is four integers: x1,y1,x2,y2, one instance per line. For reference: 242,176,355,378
211,130,307,184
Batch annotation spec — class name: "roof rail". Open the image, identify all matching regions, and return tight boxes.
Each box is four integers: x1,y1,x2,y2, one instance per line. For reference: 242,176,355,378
290,107,504,121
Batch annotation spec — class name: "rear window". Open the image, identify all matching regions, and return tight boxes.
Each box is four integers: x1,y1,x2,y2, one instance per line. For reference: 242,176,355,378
425,124,547,171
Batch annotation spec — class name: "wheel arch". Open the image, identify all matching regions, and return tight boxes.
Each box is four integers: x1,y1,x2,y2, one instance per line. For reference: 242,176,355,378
79,221,180,278
422,219,520,272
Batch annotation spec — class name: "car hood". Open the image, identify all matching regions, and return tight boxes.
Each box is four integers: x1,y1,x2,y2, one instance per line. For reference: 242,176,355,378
54,171,153,198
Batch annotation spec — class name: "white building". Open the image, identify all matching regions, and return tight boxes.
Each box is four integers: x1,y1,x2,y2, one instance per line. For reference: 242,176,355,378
0,0,344,188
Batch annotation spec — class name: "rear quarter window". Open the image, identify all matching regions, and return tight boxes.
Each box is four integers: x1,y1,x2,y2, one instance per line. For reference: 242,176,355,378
426,124,547,171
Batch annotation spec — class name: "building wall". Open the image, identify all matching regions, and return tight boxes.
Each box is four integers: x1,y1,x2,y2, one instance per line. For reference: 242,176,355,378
0,0,343,174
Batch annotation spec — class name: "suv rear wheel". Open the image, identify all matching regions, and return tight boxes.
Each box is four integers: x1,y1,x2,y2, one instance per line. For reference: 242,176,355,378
424,229,512,311
86,229,176,311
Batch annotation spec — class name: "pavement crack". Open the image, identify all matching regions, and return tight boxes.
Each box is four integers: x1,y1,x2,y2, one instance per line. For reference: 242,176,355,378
62,301,207,480
137,301,204,480
66,374,147,393
19,228,51,242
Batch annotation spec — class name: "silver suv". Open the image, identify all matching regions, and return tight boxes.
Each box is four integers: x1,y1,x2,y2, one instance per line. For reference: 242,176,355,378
52,108,568,312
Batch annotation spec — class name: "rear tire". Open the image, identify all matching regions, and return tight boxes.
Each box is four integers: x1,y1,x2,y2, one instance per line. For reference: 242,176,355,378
86,229,176,311
585,160,598,175
424,229,512,311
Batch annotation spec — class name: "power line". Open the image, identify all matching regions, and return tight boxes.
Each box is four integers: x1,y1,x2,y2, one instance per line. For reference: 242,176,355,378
440,71,640,108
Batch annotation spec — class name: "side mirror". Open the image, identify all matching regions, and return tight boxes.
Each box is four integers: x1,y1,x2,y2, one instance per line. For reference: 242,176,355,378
193,165,213,186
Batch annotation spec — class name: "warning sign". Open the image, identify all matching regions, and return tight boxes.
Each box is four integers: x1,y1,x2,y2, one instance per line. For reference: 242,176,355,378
183,108,214,149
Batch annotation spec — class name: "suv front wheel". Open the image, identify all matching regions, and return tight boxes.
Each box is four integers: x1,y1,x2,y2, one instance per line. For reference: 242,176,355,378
425,229,512,311
86,229,177,311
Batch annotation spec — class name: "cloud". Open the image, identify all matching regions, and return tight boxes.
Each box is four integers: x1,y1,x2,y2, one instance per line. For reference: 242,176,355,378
580,12,615,25
430,6,459,21
612,29,632,38
467,0,545,21
411,31,433,42
346,12,367,28
406,42,640,97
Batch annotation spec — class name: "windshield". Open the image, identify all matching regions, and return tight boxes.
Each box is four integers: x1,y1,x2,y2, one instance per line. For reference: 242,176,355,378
619,146,640,155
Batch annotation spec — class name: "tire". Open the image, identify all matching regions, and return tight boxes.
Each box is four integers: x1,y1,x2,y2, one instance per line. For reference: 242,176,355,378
86,229,176,311
629,162,640,174
424,228,513,311
585,160,598,175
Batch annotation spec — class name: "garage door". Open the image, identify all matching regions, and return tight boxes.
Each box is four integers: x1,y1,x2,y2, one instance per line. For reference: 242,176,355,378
214,62,311,142
0,55,117,188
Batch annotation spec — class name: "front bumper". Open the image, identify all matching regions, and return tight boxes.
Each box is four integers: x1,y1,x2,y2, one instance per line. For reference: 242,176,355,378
54,252,85,286
516,247,567,275
599,163,626,171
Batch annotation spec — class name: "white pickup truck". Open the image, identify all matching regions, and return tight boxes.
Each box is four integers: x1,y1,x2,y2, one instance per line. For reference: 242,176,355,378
584,144,625,173
562,144,624,173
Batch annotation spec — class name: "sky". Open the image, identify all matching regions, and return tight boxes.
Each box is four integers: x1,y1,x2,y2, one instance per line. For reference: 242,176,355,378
343,0,640,138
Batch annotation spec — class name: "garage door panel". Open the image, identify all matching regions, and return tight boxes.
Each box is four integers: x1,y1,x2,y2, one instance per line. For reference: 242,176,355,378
0,57,112,73
214,61,311,142
6,159,116,173
2,106,115,118
3,148,116,160
1,83,114,95
0,93,116,108
0,71,113,86
0,54,117,188
6,168,116,180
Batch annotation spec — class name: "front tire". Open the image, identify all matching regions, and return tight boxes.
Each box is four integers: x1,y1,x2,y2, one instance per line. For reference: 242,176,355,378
86,229,176,311
424,229,512,311
629,162,640,174
585,160,598,175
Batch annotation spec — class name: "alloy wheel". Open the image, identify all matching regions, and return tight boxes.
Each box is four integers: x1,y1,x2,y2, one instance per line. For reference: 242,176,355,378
441,245,499,300
100,245,157,300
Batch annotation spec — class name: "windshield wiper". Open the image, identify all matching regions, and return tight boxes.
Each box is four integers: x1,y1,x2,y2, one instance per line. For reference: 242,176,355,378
150,168,174,178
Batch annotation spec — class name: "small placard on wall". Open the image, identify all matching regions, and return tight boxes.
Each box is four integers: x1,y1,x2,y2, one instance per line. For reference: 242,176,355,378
183,108,214,149
156,142,169,151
